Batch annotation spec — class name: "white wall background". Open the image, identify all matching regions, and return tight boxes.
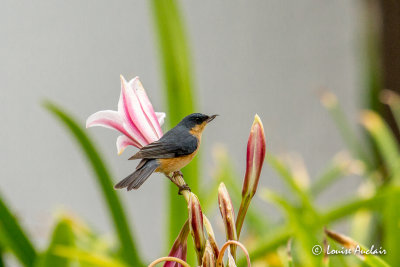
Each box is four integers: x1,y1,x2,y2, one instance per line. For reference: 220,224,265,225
1,0,364,264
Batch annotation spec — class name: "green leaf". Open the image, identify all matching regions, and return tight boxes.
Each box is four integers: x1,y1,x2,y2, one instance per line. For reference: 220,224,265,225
381,187,400,266
150,0,198,262
267,155,313,210
53,246,128,267
325,229,390,267
0,192,37,267
36,218,75,267
381,90,400,128
310,153,357,198
0,243,5,267
361,110,400,182
44,102,143,267
320,92,374,169
239,191,387,265
262,190,322,267
361,111,400,265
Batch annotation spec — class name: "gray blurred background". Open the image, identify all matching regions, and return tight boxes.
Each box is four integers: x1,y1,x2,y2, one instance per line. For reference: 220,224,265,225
1,0,364,264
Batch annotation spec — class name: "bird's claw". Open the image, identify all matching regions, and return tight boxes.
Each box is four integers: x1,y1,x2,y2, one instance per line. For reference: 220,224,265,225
173,170,184,178
178,184,191,195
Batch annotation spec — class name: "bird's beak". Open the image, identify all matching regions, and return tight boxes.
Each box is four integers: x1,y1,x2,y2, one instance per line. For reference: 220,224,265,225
206,114,218,123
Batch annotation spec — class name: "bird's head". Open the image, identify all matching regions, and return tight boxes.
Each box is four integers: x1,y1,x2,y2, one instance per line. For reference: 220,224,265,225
180,113,218,136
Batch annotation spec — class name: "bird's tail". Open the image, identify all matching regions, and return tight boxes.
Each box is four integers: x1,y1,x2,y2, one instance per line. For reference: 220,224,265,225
114,159,159,191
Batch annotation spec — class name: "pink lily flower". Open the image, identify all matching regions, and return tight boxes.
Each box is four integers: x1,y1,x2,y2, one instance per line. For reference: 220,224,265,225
86,75,166,155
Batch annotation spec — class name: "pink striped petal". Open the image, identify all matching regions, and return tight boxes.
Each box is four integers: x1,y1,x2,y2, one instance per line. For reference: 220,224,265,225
116,135,140,155
132,78,164,138
86,110,134,140
156,112,166,126
120,76,159,144
117,78,148,146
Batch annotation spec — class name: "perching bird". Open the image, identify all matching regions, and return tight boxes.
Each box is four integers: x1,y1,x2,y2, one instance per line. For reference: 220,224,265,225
114,113,217,191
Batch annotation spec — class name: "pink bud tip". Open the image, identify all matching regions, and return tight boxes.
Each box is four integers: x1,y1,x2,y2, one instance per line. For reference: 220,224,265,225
242,114,266,198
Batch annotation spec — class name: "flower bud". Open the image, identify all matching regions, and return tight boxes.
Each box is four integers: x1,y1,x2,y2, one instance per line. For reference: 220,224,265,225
242,114,266,198
188,193,206,263
236,114,266,239
227,248,237,267
164,220,189,267
203,215,220,259
201,241,216,267
218,182,237,257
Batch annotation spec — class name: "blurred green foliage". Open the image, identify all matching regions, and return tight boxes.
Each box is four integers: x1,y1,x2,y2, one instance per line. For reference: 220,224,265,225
150,0,199,256
0,193,37,266
44,102,143,267
0,1,399,267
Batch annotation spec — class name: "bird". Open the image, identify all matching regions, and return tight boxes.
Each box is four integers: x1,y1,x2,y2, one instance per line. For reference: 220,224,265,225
114,113,217,191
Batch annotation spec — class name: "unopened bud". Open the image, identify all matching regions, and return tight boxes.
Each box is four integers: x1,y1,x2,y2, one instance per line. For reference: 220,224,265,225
201,241,216,267
242,114,266,198
188,193,206,263
164,220,189,267
218,183,237,257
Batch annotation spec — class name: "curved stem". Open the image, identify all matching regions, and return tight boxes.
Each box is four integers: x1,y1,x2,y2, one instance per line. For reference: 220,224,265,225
216,240,251,267
148,256,191,267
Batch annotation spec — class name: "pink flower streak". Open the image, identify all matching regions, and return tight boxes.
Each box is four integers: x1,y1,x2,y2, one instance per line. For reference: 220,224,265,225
86,75,165,154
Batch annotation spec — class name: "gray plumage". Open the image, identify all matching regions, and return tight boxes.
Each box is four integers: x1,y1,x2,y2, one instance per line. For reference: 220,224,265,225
128,114,203,160
114,159,159,191
115,113,215,191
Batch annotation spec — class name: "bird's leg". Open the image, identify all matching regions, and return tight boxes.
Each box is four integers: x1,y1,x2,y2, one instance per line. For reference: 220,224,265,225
173,170,184,178
166,173,175,183
172,171,191,195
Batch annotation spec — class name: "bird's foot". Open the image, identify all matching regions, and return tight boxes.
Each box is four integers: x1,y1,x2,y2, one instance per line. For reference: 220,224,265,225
178,183,191,195
173,170,183,178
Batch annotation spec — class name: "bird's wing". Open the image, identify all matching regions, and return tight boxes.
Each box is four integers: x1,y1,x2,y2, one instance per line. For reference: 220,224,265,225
129,130,198,160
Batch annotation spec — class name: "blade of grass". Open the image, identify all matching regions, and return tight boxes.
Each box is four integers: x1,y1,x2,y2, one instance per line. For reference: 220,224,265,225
311,163,347,198
0,241,5,267
262,190,322,267
0,192,37,267
36,218,75,267
361,110,400,182
53,246,128,267
150,0,198,252
361,110,400,265
44,102,143,267
310,152,363,197
350,210,373,248
267,154,314,210
320,92,374,168
325,228,390,267
238,190,387,265
380,90,400,128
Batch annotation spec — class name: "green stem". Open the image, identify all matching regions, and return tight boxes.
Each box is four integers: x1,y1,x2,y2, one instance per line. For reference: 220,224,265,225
235,195,251,240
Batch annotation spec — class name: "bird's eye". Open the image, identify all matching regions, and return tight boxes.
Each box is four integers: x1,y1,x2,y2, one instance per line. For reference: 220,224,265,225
195,117,201,123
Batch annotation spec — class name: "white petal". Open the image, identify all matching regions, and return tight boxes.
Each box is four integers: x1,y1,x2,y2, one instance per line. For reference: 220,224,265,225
116,135,139,155
133,78,164,138
156,112,166,126
86,110,125,133
120,76,159,144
